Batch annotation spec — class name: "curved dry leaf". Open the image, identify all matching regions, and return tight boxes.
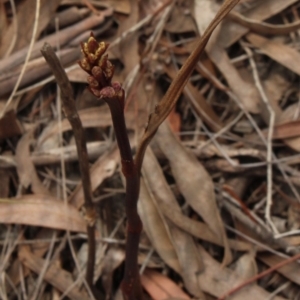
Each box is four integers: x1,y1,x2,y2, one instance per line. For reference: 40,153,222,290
143,148,204,298
141,269,190,300
69,146,119,208
210,45,260,113
19,245,89,300
138,178,181,273
156,121,232,265
101,247,125,299
229,10,300,35
0,195,86,232
233,248,258,281
197,246,285,300
194,0,220,51
258,253,300,286
15,129,50,195
165,4,196,34
159,201,252,251
276,103,300,151
219,0,299,48
247,33,300,76
272,120,300,140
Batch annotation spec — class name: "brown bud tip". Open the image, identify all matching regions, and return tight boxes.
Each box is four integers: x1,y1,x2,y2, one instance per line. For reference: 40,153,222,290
87,76,99,87
95,42,108,60
104,60,114,80
87,36,99,54
78,57,91,72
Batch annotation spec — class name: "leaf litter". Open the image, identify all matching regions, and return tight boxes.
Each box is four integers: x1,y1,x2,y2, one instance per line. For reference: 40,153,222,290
1,0,300,299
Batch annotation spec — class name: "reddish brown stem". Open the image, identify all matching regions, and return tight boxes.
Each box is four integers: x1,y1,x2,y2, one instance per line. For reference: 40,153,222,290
100,85,143,299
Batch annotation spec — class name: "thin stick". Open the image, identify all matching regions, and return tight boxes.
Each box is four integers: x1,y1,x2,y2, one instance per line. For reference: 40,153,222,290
244,45,277,234
40,43,96,289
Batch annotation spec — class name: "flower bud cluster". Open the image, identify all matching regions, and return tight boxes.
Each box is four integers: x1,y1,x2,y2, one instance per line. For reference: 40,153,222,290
78,32,114,97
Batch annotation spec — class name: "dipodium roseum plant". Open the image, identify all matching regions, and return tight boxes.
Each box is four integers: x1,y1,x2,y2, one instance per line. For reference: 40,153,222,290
79,33,143,300
41,1,240,298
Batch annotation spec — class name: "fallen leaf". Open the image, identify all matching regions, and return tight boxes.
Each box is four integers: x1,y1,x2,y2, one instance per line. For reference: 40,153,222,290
272,120,300,140
143,147,205,298
158,201,252,251
156,121,232,266
138,178,181,273
101,247,125,299
229,10,300,35
219,0,299,48
197,246,285,300
15,128,50,195
19,245,89,300
247,33,300,76
276,103,300,151
209,45,260,113
233,248,258,281
141,269,190,300
165,3,196,34
0,195,86,232
258,253,300,286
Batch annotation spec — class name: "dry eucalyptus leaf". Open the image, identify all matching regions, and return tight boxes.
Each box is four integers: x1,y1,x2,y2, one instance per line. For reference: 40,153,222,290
143,147,205,298
233,248,258,282
276,103,300,152
158,201,252,251
194,0,220,51
15,129,50,195
101,247,125,299
138,178,181,273
156,121,232,266
229,10,300,35
19,245,89,300
141,269,190,300
247,33,300,76
0,195,86,232
219,0,299,48
258,253,300,286
197,246,285,299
